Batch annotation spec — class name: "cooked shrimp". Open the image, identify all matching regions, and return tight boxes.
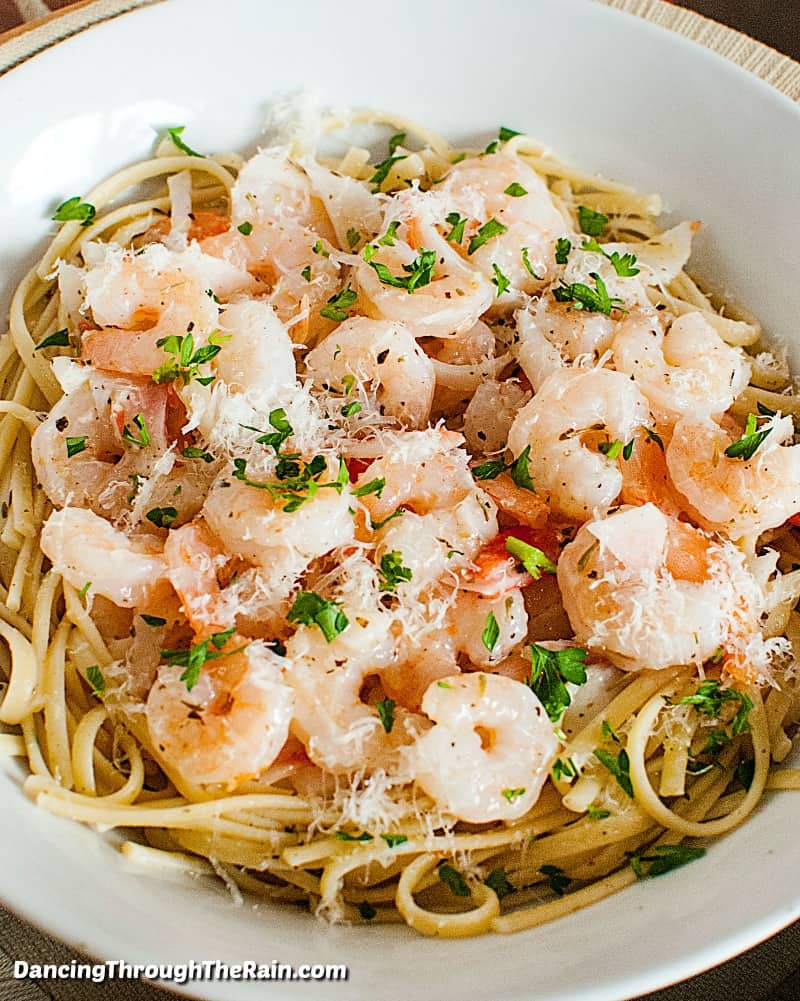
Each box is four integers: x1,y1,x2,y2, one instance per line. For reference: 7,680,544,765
619,423,686,517
354,199,493,339
436,151,570,296
454,590,528,667
374,492,498,596
215,299,296,396
461,525,559,598
382,628,460,713
612,311,751,421
285,614,409,773
146,642,294,789
506,367,651,521
40,507,169,609
515,300,616,390
557,503,770,672
31,368,187,518
353,428,489,524
406,672,557,822
80,242,254,376
666,414,800,539
463,378,530,455
203,471,354,590
304,316,435,428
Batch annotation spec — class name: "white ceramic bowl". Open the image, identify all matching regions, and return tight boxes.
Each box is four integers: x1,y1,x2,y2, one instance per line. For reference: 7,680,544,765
1,2,799,999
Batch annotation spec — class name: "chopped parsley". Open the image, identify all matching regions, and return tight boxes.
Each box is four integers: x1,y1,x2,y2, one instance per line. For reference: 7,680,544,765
555,237,572,265
594,747,634,798
287,590,349,643
182,446,215,463
378,551,413,592
335,830,373,842
628,844,706,879
352,478,385,498
482,611,500,653
468,218,508,255
642,425,665,451
35,328,70,351
671,680,753,736
375,698,396,733
502,787,525,803
491,263,511,297
577,205,609,237
346,228,361,250
444,212,466,244
320,284,357,322
505,537,557,580
438,864,470,897
161,627,239,691
145,506,178,529
369,508,404,531
141,614,166,627
484,867,514,899
301,264,312,282
364,246,436,293
539,865,572,896
380,833,407,848
598,438,624,460
582,237,640,277
85,665,105,697
587,804,611,821
52,197,96,227
552,272,626,315
312,239,330,257
378,220,401,246
601,719,621,743
152,331,226,386
498,126,521,141
65,436,87,458
472,458,508,480
341,401,362,417
504,182,528,197
122,413,151,448
369,154,407,191
237,221,253,236
78,581,91,600
521,247,543,279
233,452,343,512
622,439,635,461
528,644,587,723
509,445,535,492
724,413,772,461
165,126,204,157
551,757,578,781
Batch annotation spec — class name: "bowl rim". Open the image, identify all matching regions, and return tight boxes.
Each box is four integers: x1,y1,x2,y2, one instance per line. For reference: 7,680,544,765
0,2,798,1000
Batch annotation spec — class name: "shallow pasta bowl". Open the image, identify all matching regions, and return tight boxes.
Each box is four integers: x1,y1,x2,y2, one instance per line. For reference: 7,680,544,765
1,0,799,999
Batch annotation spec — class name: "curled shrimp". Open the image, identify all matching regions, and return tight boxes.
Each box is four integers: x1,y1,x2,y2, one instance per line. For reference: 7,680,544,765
557,503,770,673
284,606,411,773
461,525,559,598
304,316,435,428
507,367,651,521
80,242,254,376
146,642,294,790
612,311,751,421
436,151,570,297
40,507,169,610
31,368,190,519
353,428,488,524
666,414,800,539
453,590,528,668
354,196,493,339
515,300,617,390
406,672,557,822
202,470,355,595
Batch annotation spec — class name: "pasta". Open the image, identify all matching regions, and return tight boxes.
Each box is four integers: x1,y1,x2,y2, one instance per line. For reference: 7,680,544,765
0,109,799,939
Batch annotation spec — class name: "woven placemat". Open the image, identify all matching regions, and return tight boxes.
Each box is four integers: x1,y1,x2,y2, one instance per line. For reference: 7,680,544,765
0,2,798,999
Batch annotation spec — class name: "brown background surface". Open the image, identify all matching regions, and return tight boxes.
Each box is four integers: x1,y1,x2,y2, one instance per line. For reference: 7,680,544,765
0,1,798,1000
